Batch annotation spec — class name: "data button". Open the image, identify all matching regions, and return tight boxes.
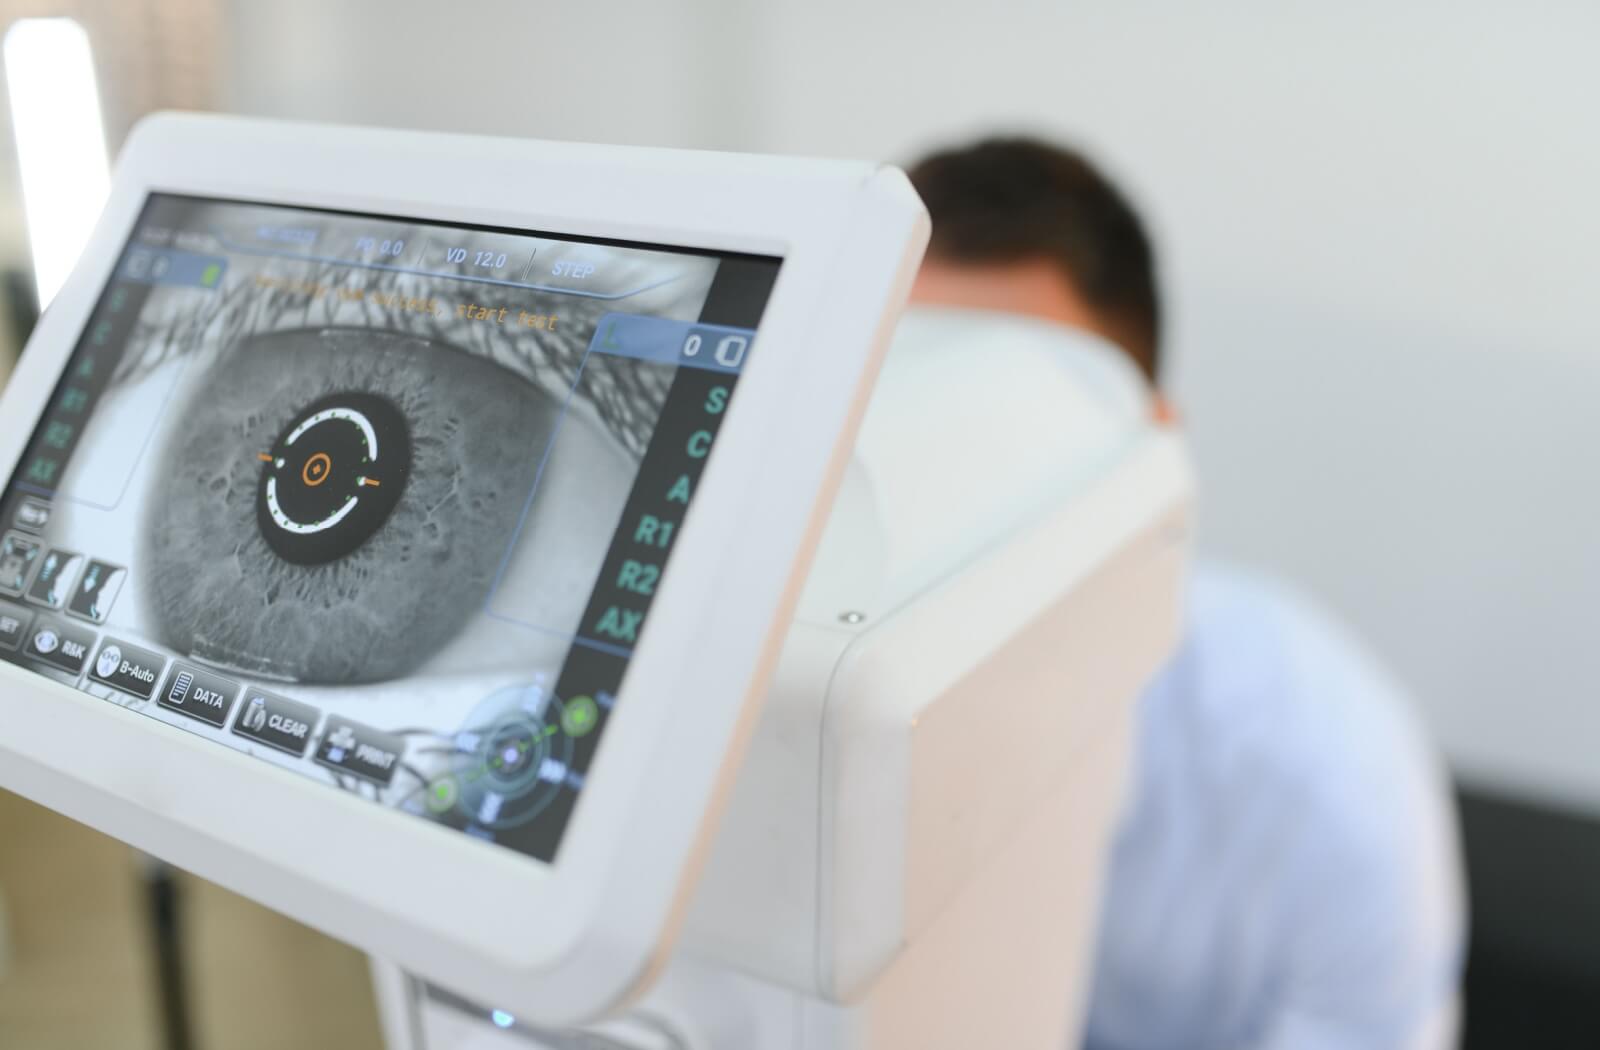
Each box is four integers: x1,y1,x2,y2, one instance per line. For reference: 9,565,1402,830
158,662,238,727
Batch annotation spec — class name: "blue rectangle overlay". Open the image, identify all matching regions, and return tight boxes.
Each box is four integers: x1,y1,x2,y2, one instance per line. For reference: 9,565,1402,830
118,249,227,290
587,313,755,375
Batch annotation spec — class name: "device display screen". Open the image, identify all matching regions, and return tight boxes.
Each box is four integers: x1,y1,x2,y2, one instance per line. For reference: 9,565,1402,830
0,194,779,862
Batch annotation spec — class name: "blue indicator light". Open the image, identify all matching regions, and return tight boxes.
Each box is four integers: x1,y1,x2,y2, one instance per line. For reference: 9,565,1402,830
491,1009,515,1029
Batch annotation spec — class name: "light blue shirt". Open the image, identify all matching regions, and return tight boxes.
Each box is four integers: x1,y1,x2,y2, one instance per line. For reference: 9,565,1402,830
1084,564,1465,1050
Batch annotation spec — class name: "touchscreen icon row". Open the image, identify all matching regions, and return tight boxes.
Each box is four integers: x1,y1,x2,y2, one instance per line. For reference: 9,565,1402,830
0,532,124,624
1,605,403,792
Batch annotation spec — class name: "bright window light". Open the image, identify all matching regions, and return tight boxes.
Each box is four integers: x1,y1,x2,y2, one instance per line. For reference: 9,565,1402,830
4,17,110,309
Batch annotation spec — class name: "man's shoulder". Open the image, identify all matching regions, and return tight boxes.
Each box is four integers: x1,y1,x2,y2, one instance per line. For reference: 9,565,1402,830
1161,562,1411,737
1142,561,1442,844
1183,561,1373,681
1102,562,1464,1040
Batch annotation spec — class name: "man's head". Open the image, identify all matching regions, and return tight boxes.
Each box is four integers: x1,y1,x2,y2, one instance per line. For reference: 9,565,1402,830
907,137,1162,383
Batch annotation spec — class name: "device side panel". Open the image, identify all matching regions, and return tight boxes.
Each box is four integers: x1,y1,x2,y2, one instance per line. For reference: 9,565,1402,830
903,499,1190,938
819,437,1194,998
678,622,849,984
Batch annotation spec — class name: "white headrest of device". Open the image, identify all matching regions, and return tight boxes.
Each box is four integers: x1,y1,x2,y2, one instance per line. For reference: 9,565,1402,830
797,306,1153,621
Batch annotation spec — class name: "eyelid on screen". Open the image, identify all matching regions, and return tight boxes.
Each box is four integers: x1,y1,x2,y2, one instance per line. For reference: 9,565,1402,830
110,254,682,456
140,326,593,685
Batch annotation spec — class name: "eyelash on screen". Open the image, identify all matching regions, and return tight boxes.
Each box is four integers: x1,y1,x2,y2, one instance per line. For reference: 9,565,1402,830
109,252,678,459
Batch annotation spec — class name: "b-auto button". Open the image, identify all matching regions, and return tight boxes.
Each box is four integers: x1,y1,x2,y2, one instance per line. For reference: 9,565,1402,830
231,688,319,758
88,637,166,699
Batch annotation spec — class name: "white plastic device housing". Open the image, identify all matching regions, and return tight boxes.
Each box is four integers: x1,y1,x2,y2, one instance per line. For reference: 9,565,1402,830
0,114,928,1025
379,310,1194,1049
679,308,1190,993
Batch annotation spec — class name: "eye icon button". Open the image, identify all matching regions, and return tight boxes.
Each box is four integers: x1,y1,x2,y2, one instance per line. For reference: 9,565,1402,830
255,392,410,566
23,619,95,675
96,644,122,679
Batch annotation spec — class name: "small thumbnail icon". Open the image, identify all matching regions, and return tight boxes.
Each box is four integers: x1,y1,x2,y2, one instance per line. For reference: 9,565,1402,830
67,560,126,623
13,497,49,533
26,549,83,610
715,335,749,368
0,533,41,595
95,644,122,680
325,724,357,762
168,671,195,705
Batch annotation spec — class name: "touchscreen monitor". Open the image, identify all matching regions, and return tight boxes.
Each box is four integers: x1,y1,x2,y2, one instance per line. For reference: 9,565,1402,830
0,194,780,863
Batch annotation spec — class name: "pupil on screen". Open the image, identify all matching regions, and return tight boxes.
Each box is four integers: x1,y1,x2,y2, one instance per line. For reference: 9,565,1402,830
255,391,411,565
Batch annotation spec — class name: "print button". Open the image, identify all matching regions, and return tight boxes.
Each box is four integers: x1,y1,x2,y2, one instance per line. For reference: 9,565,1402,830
314,716,405,787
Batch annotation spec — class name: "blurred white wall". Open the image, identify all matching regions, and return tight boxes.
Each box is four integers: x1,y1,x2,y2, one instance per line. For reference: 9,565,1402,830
219,0,1600,811
222,0,761,148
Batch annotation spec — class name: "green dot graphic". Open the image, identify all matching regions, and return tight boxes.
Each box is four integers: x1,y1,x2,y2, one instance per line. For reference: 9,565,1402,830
426,777,458,813
562,696,599,737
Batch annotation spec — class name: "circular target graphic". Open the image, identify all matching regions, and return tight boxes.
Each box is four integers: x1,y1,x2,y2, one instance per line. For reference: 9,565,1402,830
443,683,574,831
255,392,410,564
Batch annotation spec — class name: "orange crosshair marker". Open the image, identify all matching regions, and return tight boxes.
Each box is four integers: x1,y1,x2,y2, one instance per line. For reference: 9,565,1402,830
301,452,332,487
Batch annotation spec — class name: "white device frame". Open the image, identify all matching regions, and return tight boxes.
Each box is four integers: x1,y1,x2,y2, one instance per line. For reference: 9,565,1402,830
0,114,928,1023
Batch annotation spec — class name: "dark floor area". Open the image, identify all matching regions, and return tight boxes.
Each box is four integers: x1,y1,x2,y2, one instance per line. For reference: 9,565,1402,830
1459,787,1600,1048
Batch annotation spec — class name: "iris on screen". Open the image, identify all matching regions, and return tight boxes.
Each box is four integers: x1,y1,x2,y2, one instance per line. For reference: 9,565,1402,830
142,327,560,683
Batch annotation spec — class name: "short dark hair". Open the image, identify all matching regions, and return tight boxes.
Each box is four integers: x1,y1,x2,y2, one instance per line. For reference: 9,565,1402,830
908,137,1162,380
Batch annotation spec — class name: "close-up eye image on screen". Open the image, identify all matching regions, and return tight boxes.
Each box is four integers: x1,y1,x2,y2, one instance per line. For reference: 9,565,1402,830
0,193,779,862
7,5,1600,1046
